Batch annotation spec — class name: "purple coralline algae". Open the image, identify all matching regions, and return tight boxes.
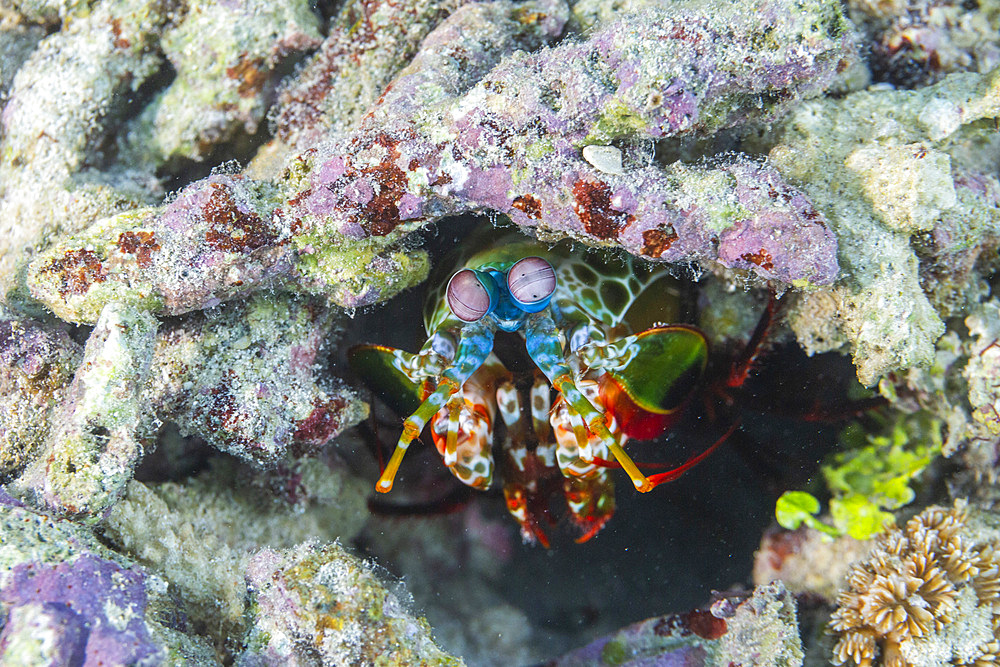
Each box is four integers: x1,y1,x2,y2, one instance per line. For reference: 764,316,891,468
547,582,803,667
0,494,217,664
2,555,163,665
240,542,463,666
6,0,1000,661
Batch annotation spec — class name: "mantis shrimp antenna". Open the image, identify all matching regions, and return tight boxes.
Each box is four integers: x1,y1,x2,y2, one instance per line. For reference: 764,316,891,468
376,324,495,493
524,314,654,493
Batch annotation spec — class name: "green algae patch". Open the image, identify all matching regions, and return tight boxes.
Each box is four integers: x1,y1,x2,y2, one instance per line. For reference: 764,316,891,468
601,638,628,665
293,234,429,308
587,100,650,145
776,413,944,540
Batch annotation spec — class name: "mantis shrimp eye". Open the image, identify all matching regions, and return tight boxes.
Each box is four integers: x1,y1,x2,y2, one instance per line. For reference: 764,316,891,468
447,269,494,322
507,256,556,310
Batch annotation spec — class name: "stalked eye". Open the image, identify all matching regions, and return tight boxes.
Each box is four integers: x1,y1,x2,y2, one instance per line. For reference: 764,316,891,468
447,269,493,322
507,256,556,309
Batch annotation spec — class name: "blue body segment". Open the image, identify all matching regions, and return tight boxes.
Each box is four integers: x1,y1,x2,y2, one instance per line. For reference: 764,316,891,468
443,321,496,386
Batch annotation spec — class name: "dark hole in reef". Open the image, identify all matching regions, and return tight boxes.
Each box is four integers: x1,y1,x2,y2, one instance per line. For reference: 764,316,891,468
86,60,178,173
655,131,762,166
339,215,867,661
133,423,215,484
87,425,110,444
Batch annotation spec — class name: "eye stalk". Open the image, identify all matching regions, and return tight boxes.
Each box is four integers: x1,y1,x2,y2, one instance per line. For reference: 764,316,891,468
507,256,556,312
446,269,497,322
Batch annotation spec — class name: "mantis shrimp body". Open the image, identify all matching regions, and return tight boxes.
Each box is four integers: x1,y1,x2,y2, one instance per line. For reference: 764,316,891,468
351,232,710,544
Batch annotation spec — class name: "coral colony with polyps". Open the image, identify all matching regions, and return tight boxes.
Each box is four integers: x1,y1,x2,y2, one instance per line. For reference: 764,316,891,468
1,0,999,664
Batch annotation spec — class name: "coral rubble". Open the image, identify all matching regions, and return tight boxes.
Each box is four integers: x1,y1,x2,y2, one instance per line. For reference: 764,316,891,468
148,293,366,465
272,0,470,152
102,457,370,646
240,541,462,665
2,0,1000,661
0,308,81,476
15,0,854,324
0,0,169,307
847,0,1000,87
754,525,875,604
117,0,322,169
777,66,1000,385
287,0,849,290
549,581,803,667
1,289,366,519
10,303,158,519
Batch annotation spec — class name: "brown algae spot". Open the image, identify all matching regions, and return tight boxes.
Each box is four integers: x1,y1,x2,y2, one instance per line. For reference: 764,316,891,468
571,179,633,240
117,231,160,268
641,226,678,257
42,249,109,298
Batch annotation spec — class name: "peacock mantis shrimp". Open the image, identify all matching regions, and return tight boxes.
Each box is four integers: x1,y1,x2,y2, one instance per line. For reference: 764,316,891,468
350,230,731,545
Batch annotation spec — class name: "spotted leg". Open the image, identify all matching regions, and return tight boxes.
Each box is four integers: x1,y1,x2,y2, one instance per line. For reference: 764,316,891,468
376,323,495,493
524,314,653,492
496,380,546,545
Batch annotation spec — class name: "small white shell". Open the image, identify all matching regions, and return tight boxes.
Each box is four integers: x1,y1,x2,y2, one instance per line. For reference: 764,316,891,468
582,144,624,175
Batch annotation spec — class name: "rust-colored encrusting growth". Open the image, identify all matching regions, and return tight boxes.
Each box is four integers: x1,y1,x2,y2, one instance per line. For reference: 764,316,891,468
571,178,633,240
41,249,109,298
293,396,349,447
512,194,542,220
203,183,277,252
226,56,268,98
117,231,160,268
642,226,679,258
359,161,409,236
829,503,1000,667
651,608,728,641
740,248,775,271
108,17,131,49
356,134,412,236
191,371,255,454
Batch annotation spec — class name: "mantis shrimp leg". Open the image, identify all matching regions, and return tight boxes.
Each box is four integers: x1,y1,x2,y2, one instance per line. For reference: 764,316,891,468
524,314,654,492
376,324,495,492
